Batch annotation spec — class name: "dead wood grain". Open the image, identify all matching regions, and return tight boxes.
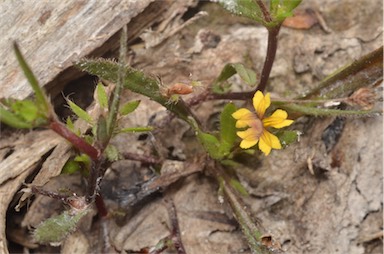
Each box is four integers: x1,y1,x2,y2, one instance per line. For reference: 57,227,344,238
0,0,153,100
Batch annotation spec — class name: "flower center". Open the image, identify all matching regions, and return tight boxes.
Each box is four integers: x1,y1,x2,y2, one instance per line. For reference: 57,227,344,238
249,117,264,139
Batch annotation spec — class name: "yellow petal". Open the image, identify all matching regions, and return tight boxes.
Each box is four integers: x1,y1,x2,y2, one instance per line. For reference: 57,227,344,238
258,130,281,156
236,129,259,141
232,108,256,128
232,108,253,119
263,109,294,128
240,139,258,149
237,128,261,149
253,91,270,118
258,137,272,155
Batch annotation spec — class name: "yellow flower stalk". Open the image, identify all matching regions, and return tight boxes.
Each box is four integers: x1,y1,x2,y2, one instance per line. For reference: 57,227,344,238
232,91,293,156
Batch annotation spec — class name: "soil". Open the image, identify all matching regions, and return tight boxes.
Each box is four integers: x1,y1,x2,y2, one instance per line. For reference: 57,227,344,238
0,0,382,254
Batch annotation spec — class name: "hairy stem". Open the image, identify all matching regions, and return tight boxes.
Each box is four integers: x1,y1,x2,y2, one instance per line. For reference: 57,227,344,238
255,0,272,22
49,120,99,160
107,25,127,138
209,164,271,254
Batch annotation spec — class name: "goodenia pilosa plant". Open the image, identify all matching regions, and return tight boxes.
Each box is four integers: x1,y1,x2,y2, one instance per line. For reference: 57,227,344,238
2,0,382,252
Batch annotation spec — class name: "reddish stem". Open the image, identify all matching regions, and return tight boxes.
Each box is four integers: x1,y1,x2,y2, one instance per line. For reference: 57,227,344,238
255,0,272,22
256,25,281,92
49,120,99,160
95,194,109,218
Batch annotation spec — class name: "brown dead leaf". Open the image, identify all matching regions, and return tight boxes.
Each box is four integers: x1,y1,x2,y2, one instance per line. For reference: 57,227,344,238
283,9,318,30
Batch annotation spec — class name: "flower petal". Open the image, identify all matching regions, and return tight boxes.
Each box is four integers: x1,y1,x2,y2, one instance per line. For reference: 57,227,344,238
232,108,256,128
240,139,258,149
236,127,261,149
253,91,270,118
236,128,259,141
258,130,281,156
263,109,294,128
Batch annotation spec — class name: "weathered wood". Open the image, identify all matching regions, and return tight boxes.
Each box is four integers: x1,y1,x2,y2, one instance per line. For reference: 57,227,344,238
0,0,153,100
0,130,62,254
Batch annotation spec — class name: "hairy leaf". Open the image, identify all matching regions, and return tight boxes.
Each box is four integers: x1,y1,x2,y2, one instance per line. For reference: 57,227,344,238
281,103,382,117
219,103,237,156
271,0,302,22
96,82,109,109
218,0,264,25
301,46,383,100
230,178,249,196
76,59,195,125
96,115,108,146
0,106,33,128
65,117,75,132
197,132,223,160
61,160,81,174
34,209,89,244
67,99,93,124
119,100,141,116
275,130,298,147
118,126,153,133
10,100,39,122
13,43,50,115
105,145,120,162
213,63,257,93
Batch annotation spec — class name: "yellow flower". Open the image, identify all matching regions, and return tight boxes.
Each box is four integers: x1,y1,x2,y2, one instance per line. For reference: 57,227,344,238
232,91,293,156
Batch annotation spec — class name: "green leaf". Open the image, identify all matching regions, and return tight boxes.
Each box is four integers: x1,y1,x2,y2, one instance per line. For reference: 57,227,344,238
106,25,128,138
213,63,257,93
273,0,301,23
118,126,153,133
96,82,108,108
71,154,91,176
119,100,141,116
233,63,257,86
96,115,108,146
197,131,223,160
66,117,75,132
0,106,33,128
61,160,81,174
230,178,249,196
105,145,120,162
13,43,50,115
34,209,89,244
300,46,383,100
280,103,382,117
219,103,237,156
10,100,39,122
281,0,302,12
273,0,302,22
275,130,298,147
221,159,243,167
212,81,232,94
218,0,265,25
84,134,94,146
76,59,195,125
214,64,237,86
67,99,93,124
74,154,91,165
